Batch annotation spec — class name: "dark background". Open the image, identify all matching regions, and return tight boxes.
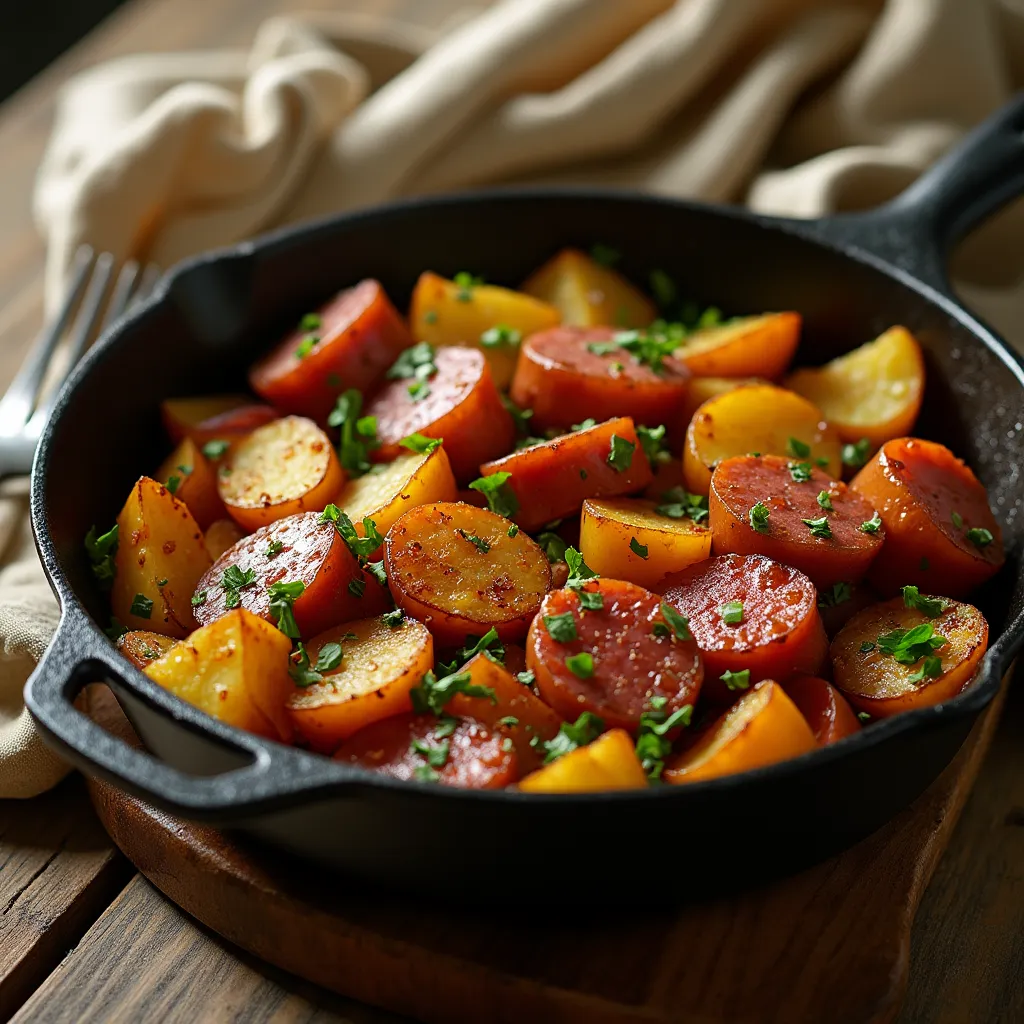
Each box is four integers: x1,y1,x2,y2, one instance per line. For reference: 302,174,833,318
0,0,128,102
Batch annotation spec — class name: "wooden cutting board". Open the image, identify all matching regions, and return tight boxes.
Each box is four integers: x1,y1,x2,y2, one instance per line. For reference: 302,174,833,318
82,678,1008,1024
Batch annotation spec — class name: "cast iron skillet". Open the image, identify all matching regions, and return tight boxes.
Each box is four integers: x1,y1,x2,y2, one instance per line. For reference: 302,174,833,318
24,96,1024,890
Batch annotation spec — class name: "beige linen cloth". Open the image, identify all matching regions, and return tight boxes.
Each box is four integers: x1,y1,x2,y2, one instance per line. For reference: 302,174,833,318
3,0,1023,797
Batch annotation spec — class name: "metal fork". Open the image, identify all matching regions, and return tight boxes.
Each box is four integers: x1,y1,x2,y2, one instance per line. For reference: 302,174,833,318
0,247,160,478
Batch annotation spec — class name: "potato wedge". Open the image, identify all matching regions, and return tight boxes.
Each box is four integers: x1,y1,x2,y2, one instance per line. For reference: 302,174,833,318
448,653,562,774
410,271,561,389
786,326,925,446
112,476,213,638
219,415,345,532
518,729,648,793
674,313,801,379
522,248,656,328
580,497,711,589
286,614,434,753
384,502,551,645
203,518,246,561
684,384,841,494
116,630,177,670
161,395,276,448
338,446,458,549
830,595,988,717
679,377,767,430
663,680,816,783
156,438,225,530
145,609,294,741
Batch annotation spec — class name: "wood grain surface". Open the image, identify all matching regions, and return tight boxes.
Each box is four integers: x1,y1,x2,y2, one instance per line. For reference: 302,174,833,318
0,0,1022,1021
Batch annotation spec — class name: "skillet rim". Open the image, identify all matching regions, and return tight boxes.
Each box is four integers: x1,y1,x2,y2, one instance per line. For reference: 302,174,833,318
27,185,1024,810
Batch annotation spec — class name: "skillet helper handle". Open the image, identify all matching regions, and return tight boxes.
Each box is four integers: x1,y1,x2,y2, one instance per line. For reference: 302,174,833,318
797,92,1024,295
24,611,337,818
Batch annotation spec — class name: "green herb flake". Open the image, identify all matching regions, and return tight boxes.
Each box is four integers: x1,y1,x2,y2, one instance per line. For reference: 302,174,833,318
423,310,438,325
859,511,882,534
507,523,519,538
517,670,536,688
480,324,522,348
288,643,323,687
817,490,834,511
299,312,322,333
659,602,691,641
295,335,318,360
966,527,994,549
382,608,405,629
453,271,484,301
565,547,598,590
467,472,519,518
749,501,771,535
543,711,605,764
951,511,964,529
720,600,744,625
221,564,257,609
720,669,751,691
788,461,813,483
543,612,578,643
457,529,491,553
166,474,182,495
636,424,669,465
319,504,383,561
572,418,598,432
156,578,168,587
607,434,636,472
802,515,833,539
818,582,852,609
629,537,649,559
502,395,535,437
265,540,283,559
537,531,568,563
267,580,306,638
635,700,692,779
105,617,128,641
365,560,387,585
399,433,443,455
348,578,366,599
860,641,876,653
130,593,153,619
857,711,872,723
876,623,947,665
901,585,947,618
191,590,208,607
565,651,595,678
410,669,496,715
327,389,380,477
786,437,811,459
842,438,871,468
655,486,709,523
84,524,119,591
202,439,230,460
908,654,944,685
410,735,451,770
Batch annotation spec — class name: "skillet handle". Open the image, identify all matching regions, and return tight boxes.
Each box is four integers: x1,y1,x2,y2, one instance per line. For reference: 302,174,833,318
794,92,1024,295
24,609,345,819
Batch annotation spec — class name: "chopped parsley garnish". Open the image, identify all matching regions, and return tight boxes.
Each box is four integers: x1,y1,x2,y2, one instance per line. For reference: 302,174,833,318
902,585,947,618
606,322,687,373
84,524,118,590
818,582,852,608
635,699,692,779
327,388,379,476
543,612,578,643
410,735,451,771
565,651,595,678
166,474,182,495
572,418,598,432
502,395,535,437
365,560,387,585
786,437,811,459
517,670,536,688
802,515,833,539
265,540,283,558
202,439,230,460
319,504,383,561
537,531,568,563
221,564,257,608
267,580,305,638
967,527,994,549
295,335,317,360
576,590,604,612
457,530,490,553
629,537,649,558
191,590,208,607
442,628,505,674
468,472,519,517
453,271,484,301
410,669,495,715
423,310,438,325
399,433,442,455
951,511,964,529
817,490,834,511
589,243,620,266
658,602,691,641
720,669,750,691
497,715,519,728
156,578,168,587
382,609,405,629
480,324,522,348
860,641,876,653
749,501,771,534
315,643,344,672
655,486,709,523
636,424,670,465
348,578,366,598
130,593,153,619
289,643,323,687
720,600,744,625
857,710,872,723
859,511,882,534
564,547,602,608
876,623,946,665
104,618,128,641
387,342,437,401
299,312,322,333
788,461,813,483
607,434,636,472
649,269,677,309
842,438,871,468
507,524,519,538
542,711,604,764
908,655,943,685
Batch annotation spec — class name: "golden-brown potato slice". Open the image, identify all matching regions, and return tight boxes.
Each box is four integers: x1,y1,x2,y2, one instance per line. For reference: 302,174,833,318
517,729,648,793
203,518,246,561
683,384,841,494
580,497,711,589
144,609,294,741
786,326,925,447
679,376,766,430
384,501,551,645
522,248,656,328
675,313,801,380
112,476,213,638
219,415,345,532
116,631,177,670
663,680,816,784
830,595,988,717
337,446,458,547
409,271,561,390
155,437,225,530
286,614,434,753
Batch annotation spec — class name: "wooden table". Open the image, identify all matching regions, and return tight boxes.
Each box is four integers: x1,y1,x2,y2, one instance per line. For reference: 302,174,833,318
0,2,1022,1021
